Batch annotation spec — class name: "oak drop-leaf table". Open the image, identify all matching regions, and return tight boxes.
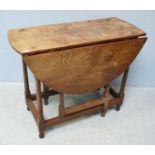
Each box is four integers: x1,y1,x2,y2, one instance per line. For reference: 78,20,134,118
8,17,147,138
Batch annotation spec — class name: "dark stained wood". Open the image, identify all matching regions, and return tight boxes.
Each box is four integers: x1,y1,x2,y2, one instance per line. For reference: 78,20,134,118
24,37,146,94
8,17,146,55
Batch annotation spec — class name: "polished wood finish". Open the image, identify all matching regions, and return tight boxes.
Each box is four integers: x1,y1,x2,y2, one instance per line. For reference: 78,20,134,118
23,38,146,94
8,17,145,55
8,17,147,138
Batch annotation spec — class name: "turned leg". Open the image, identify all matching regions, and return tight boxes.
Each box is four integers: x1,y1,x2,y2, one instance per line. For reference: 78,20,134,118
59,93,65,118
43,83,49,105
101,85,110,117
22,59,30,111
115,68,129,111
36,78,45,138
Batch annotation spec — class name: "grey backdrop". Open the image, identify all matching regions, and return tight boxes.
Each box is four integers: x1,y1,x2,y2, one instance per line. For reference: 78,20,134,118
0,11,154,87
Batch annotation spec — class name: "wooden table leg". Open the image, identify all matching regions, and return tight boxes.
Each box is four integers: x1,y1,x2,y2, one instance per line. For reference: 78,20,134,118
115,67,129,111
101,85,110,117
43,83,49,105
22,58,31,111
59,93,65,118
36,78,45,138
22,59,129,138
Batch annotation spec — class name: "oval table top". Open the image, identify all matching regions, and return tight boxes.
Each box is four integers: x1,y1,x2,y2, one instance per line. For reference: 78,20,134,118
8,17,146,55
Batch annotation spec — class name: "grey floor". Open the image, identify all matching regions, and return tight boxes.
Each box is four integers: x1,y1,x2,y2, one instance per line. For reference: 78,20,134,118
0,82,155,145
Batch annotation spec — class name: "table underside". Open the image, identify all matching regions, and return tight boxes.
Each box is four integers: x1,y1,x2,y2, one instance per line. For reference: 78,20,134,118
21,36,147,138
8,17,147,138
23,58,129,138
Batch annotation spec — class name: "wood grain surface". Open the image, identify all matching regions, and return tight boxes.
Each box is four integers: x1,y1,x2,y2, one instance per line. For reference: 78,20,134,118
8,17,146,55
8,17,148,138
24,37,147,94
